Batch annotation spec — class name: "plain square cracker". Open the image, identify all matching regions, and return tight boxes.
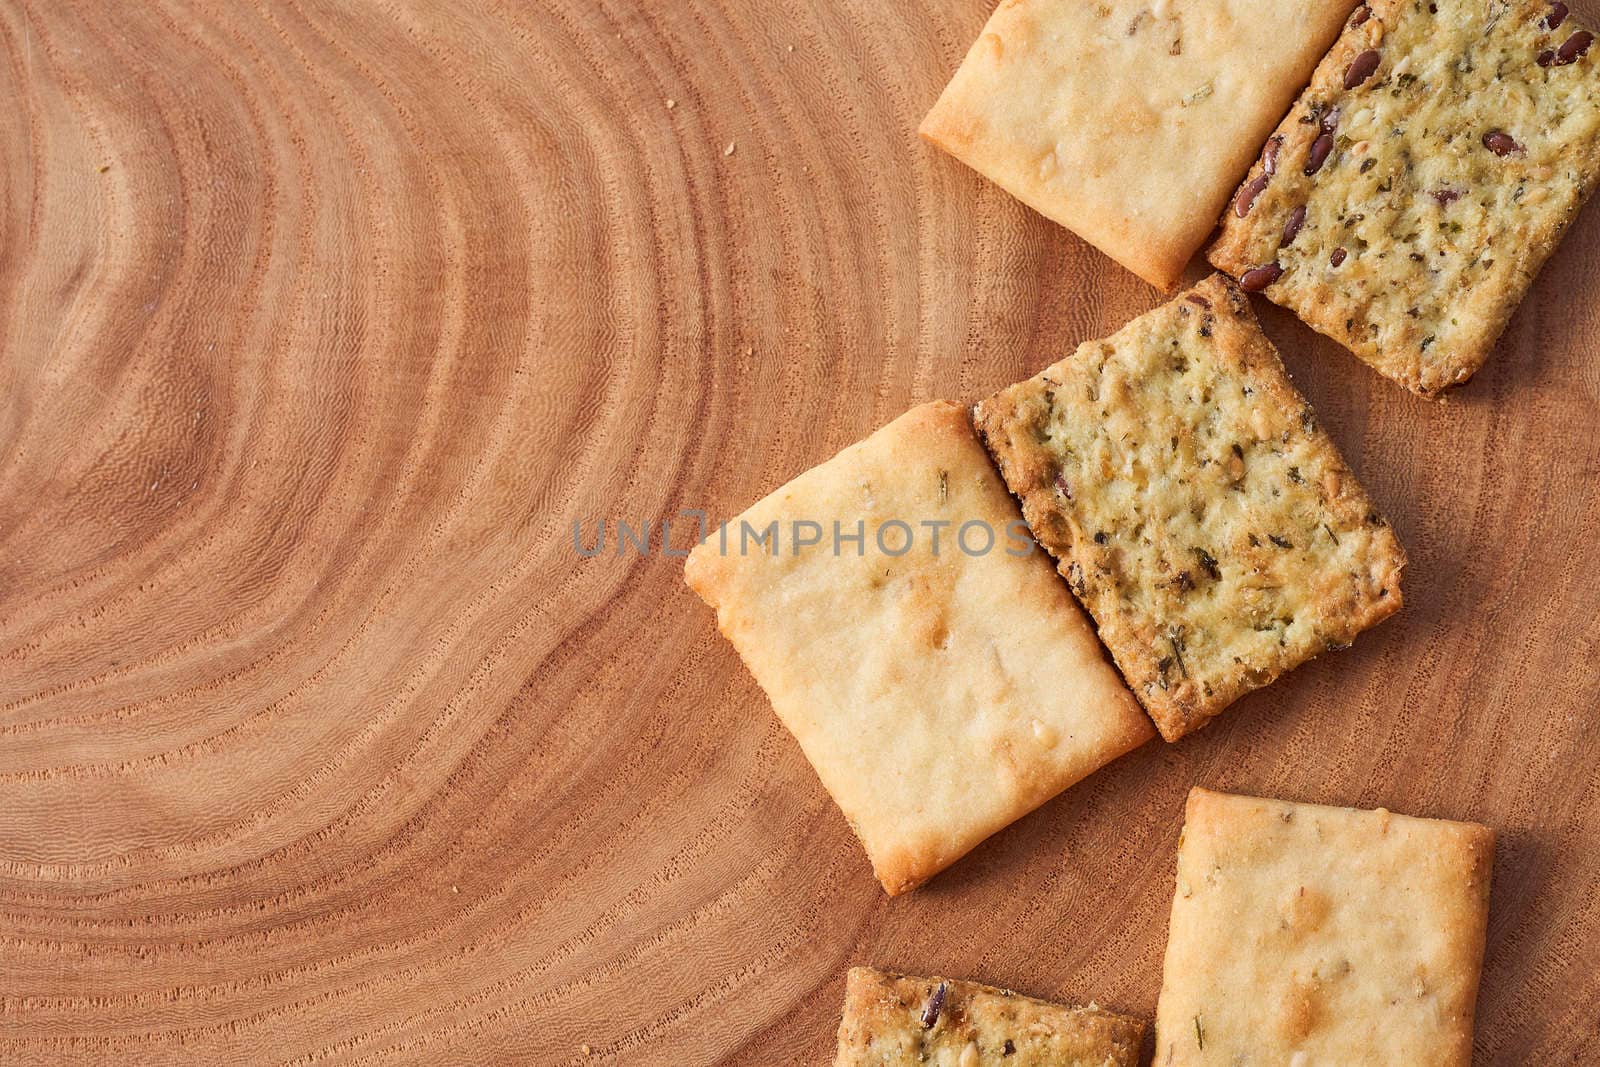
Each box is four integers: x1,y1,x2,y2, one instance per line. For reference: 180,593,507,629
974,275,1405,741
1155,788,1495,1066
834,966,1145,1066
1210,0,1600,395
919,0,1359,291
684,401,1153,895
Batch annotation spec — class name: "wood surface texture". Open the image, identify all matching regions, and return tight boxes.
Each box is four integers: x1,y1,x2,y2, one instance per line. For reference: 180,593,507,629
1,0,1597,1063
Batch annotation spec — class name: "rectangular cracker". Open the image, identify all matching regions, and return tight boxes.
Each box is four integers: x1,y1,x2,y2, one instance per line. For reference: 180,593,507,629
1210,0,1600,395
919,0,1359,291
1155,788,1495,1066
973,275,1405,741
684,401,1153,894
835,966,1145,1067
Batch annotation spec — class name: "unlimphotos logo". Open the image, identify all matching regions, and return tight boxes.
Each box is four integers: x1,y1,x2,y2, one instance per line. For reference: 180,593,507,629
572,509,1037,558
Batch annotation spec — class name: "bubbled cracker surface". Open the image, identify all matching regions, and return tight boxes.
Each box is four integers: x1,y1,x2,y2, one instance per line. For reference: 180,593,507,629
1154,789,1495,1067
1210,0,1600,395
684,401,1152,894
974,276,1405,741
917,0,1359,290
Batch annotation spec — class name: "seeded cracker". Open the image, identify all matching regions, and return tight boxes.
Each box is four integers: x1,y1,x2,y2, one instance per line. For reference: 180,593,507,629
835,967,1145,1067
1156,789,1495,1066
1211,0,1600,395
684,402,1153,894
974,275,1405,741
919,0,1359,290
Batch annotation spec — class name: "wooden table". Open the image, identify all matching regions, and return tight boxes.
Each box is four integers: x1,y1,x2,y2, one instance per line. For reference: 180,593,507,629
3,1,1597,1062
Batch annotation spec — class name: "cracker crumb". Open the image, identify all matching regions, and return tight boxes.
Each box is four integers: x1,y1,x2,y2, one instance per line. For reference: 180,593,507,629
665,97,676,109
723,141,736,156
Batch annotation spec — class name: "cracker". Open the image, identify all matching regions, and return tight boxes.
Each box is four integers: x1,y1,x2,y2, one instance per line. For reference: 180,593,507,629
835,966,1145,1067
1155,788,1495,1066
1210,0,1600,395
973,275,1405,741
919,0,1359,291
684,401,1153,894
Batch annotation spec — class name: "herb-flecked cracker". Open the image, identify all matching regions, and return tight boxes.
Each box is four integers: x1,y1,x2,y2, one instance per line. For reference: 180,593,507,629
685,402,1153,895
1210,0,1600,395
1155,788,1495,1067
919,0,1359,290
835,967,1145,1067
973,275,1405,741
